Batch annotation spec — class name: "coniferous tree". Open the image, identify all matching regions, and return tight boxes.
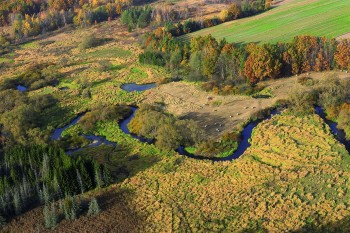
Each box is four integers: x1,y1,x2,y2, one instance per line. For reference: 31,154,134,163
87,198,100,216
13,188,22,215
62,195,80,220
43,204,58,229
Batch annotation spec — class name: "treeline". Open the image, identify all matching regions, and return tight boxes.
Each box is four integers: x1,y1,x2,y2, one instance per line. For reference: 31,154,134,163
0,145,109,222
129,104,205,151
140,32,350,92
2,0,270,41
121,6,152,31
162,0,270,37
0,0,135,26
1,0,136,40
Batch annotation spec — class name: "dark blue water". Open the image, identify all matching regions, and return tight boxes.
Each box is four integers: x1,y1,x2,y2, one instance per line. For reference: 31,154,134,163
51,114,85,141
17,85,27,92
315,106,350,150
121,83,156,92
119,106,279,161
51,113,117,152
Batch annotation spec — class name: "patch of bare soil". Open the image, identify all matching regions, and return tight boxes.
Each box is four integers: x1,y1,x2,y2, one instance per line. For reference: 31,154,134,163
272,0,295,6
152,0,230,19
143,82,273,138
142,71,350,139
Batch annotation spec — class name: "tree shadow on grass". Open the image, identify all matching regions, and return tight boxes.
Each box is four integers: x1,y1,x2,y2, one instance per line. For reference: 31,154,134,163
238,215,350,233
6,187,145,232
293,216,350,233
66,188,145,233
74,143,160,184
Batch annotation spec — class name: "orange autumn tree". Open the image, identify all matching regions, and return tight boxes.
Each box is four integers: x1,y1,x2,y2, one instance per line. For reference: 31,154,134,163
244,43,282,84
335,39,350,70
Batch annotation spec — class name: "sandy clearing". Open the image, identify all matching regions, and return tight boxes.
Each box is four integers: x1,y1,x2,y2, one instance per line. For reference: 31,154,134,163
142,71,350,139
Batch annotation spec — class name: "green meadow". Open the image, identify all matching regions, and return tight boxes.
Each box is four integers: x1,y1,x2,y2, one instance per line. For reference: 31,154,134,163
182,0,350,44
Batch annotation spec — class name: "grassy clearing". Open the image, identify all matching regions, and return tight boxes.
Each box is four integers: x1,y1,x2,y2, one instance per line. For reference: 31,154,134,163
20,41,39,49
82,47,132,59
0,57,13,64
115,113,350,232
182,0,350,44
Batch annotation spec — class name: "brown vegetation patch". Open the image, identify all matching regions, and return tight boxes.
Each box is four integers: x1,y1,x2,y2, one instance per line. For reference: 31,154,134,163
2,188,143,233
143,71,350,139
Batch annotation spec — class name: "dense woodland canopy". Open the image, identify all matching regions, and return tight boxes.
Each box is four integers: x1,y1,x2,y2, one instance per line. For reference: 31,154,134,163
0,0,270,41
0,145,109,226
141,31,350,90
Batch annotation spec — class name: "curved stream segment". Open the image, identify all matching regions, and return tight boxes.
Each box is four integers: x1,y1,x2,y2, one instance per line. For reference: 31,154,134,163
50,83,158,152
119,82,283,161
119,107,280,161
315,106,350,151
119,106,350,161
53,82,350,160
177,112,280,161
51,113,116,152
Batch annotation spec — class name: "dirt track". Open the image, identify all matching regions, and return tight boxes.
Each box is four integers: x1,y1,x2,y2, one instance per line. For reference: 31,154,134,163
337,32,350,40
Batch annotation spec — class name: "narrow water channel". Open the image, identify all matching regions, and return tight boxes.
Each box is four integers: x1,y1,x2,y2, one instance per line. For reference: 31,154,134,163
51,113,116,153
52,82,350,159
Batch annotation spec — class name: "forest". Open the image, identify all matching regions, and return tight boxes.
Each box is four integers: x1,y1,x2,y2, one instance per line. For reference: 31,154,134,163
0,145,109,227
0,0,270,42
141,31,350,91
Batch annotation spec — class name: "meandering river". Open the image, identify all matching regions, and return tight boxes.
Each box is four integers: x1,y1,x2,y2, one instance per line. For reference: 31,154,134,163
51,83,350,159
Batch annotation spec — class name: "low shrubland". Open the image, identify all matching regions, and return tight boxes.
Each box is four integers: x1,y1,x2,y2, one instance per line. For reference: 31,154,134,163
129,104,205,151
0,64,61,91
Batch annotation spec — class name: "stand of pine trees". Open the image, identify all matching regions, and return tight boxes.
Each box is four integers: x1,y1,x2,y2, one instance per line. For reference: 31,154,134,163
0,145,110,222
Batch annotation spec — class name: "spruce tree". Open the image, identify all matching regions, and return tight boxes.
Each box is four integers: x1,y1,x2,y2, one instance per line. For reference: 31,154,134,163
76,169,84,194
62,195,80,220
87,198,100,216
43,204,58,229
94,166,103,189
13,189,22,215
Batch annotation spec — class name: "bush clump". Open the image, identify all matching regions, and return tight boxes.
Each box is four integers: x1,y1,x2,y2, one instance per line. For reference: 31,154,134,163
87,198,101,216
129,104,205,151
79,34,101,50
79,105,132,131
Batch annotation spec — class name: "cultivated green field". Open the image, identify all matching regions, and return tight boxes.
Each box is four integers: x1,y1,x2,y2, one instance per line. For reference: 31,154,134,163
182,0,350,44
